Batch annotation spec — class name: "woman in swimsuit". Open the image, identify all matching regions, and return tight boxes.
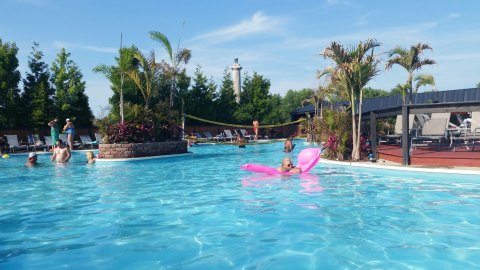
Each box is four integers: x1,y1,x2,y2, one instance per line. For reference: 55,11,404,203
63,118,75,150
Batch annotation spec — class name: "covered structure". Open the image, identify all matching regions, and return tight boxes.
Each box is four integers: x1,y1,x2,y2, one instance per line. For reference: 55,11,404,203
291,88,480,165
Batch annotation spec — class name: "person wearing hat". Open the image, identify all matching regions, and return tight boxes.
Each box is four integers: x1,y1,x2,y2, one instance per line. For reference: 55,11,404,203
25,152,38,167
63,118,75,150
48,118,59,147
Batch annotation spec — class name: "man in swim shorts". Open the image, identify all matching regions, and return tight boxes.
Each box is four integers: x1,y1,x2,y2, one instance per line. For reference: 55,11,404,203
277,157,301,174
51,139,71,163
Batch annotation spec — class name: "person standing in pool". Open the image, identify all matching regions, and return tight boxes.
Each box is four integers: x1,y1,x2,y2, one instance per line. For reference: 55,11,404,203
51,139,71,163
63,118,75,150
48,118,59,147
252,119,259,140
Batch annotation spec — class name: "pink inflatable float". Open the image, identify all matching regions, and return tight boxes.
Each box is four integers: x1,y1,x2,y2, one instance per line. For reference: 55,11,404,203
240,148,321,175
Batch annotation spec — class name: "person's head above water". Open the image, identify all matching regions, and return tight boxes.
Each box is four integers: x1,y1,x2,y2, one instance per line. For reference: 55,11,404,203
56,139,64,147
28,152,37,161
281,157,293,168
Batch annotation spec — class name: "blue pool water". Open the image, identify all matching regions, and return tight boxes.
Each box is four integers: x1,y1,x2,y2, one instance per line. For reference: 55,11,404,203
1,141,480,269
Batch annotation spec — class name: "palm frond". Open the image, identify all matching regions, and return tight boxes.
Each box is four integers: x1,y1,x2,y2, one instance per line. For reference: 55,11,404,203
149,31,173,63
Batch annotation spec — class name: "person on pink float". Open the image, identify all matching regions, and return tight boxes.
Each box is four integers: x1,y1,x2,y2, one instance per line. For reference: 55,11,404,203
277,157,302,174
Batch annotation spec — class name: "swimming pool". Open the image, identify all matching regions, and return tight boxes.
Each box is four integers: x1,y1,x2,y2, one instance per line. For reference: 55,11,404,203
1,141,479,269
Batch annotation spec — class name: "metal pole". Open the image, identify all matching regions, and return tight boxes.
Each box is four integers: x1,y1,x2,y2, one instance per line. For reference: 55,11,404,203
370,111,377,158
401,104,410,165
119,33,124,125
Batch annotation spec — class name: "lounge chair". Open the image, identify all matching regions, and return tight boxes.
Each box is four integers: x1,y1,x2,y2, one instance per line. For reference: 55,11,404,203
44,136,53,148
27,134,48,151
194,132,207,143
94,133,104,144
379,114,415,144
80,135,95,149
4,134,28,152
224,130,236,141
411,118,448,152
240,129,254,140
203,131,222,141
457,111,480,150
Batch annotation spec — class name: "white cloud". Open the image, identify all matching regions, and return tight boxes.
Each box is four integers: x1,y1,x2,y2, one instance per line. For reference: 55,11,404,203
53,41,117,54
189,11,286,44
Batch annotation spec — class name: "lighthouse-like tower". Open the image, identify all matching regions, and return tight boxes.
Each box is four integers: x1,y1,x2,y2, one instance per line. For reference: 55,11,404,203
231,58,242,103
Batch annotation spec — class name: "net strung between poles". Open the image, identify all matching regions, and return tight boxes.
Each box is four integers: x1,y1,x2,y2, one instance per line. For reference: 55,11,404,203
184,114,304,129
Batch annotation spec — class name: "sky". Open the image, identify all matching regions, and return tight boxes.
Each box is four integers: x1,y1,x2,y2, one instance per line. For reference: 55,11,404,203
1,0,480,117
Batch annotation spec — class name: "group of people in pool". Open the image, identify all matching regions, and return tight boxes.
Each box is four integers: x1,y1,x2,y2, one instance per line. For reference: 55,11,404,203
25,140,95,167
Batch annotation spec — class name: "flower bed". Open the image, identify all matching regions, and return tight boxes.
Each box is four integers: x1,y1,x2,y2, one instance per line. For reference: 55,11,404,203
98,141,188,159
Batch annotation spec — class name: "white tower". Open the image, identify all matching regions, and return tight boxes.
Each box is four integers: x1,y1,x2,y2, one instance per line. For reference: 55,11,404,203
231,58,242,103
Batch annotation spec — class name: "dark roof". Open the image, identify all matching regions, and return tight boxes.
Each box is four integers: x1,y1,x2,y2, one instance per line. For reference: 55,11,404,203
292,88,480,116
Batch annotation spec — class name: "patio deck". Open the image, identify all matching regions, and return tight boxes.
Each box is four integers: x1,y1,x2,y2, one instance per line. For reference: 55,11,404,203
377,144,480,167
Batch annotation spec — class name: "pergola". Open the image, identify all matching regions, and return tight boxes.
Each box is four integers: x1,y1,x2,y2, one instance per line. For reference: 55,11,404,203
291,88,480,166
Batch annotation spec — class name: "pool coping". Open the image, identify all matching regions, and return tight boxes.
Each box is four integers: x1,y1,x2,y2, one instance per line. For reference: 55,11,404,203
319,158,480,175
96,152,192,162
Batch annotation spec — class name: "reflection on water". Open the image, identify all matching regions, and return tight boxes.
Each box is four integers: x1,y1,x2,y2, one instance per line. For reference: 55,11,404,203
241,173,323,195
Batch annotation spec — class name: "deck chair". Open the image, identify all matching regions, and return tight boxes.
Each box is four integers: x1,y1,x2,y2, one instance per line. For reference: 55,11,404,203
27,134,47,151
203,131,222,141
411,118,448,152
94,133,104,144
430,112,454,128
80,135,95,148
461,112,480,150
379,114,415,144
194,132,207,143
240,129,254,140
223,130,236,141
44,136,53,148
4,134,28,152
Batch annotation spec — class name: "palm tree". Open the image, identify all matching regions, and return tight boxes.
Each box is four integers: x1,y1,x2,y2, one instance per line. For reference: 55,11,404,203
386,43,436,104
414,74,436,93
125,50,160,110
320,39,381,160
150,31,191,107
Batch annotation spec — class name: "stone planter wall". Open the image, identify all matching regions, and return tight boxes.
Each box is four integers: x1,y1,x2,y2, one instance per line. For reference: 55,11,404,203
98,140,188,159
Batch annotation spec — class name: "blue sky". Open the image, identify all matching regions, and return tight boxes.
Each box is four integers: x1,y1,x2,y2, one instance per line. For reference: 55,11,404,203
2,0,480,117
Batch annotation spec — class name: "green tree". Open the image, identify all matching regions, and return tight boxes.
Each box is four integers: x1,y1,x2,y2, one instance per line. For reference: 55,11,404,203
386,43,436,104
51,48,93,127
362,87,390,98
263,94,285,124
214,68,237,123
22,42,55,128
283,88,314,116
150,31,191,107
0,38,21,129
185,66,216,120
235,72,271,123
320,39,381,160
